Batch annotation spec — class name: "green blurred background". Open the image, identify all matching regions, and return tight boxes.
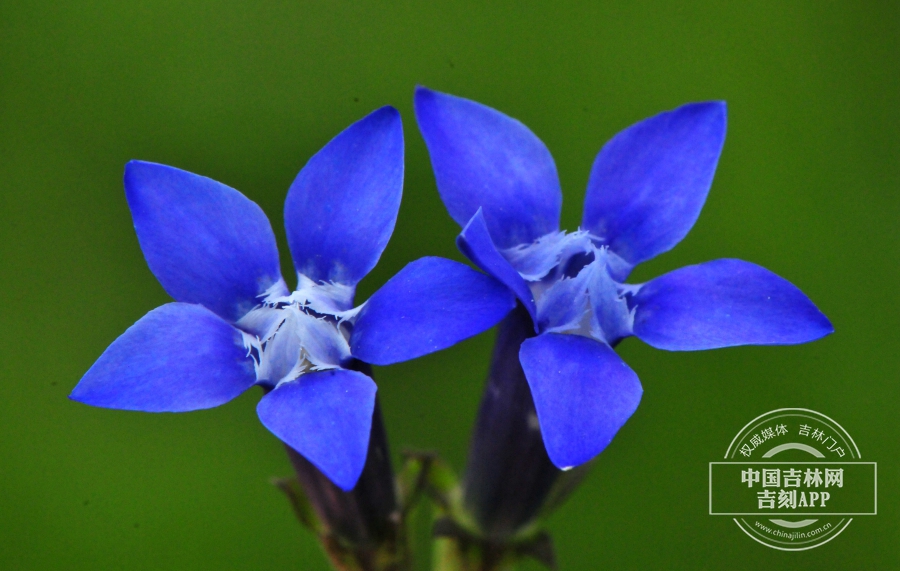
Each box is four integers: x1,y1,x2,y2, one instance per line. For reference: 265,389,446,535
1,1,897,569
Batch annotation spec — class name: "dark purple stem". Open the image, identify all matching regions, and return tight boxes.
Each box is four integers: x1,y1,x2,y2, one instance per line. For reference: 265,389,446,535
461,303,562,539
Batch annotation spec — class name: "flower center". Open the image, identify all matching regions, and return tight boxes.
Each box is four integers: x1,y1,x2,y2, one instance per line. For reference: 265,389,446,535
236,277,357,387
503,230,635,344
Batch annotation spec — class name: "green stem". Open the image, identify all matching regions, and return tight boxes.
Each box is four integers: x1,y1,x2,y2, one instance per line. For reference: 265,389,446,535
432,536,515,571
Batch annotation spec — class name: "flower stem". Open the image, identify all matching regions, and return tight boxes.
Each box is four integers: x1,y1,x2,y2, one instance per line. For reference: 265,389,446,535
282,364,410,571
461,303,561,539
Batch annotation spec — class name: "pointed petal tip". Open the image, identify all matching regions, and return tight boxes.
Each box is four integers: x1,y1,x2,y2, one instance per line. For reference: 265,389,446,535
414,85,455,109
364,105,402,130
670,100,726,121
679,100,728,140
413,84,437,102
376,103,400,115
704,99,727,125
690,99,726,113
124,158,153,171
123,160,158,194
807,313,835,343
68,377,102,406
331,469,361,492
413,85,448,123
67,386,86,404
666,99,728,136
347,105,404,148
123,160,183,189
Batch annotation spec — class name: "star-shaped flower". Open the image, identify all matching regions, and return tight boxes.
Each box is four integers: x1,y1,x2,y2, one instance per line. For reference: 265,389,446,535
414,88,833,470
71,107,515,489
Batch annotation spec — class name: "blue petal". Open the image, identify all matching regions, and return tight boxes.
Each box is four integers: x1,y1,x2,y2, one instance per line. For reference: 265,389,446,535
350,256,516,366
256,369,376,491
125,161,284,323
582,102,727,266
519,334,643,469
414,86,561,249
70,303,257,412
632,259,833,351
284,107,404,286
457,209,538,322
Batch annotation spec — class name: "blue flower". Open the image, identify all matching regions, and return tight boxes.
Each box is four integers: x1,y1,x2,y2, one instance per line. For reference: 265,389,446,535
71,107,515,490
414,88,833,470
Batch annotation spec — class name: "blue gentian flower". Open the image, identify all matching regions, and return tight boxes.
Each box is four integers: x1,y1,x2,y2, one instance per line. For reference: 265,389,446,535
71,107,515,490
414,88,833,470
